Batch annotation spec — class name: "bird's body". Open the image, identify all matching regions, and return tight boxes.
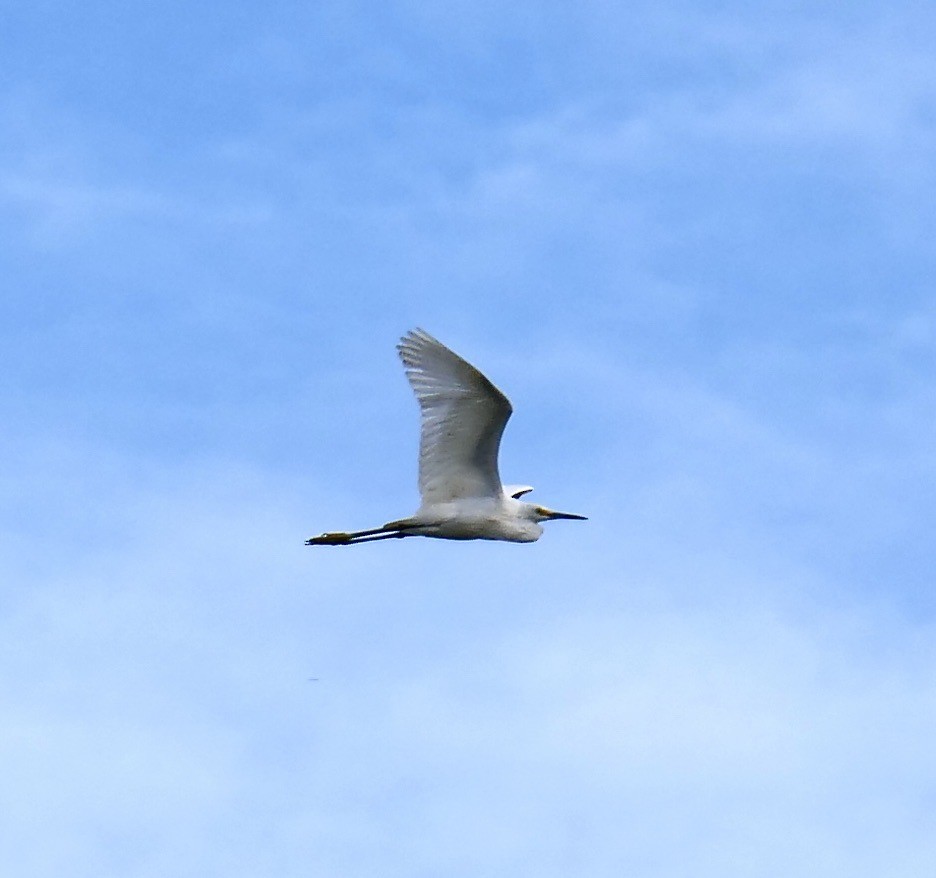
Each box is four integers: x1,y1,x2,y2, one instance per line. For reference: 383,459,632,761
306,329,585,546
388,494,545,543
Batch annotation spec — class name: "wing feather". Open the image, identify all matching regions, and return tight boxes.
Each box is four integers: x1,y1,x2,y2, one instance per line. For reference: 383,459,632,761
397,329,512,504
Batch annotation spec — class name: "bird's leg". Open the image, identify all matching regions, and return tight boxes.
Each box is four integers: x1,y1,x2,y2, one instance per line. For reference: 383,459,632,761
305,525,408,546
338,530,409,544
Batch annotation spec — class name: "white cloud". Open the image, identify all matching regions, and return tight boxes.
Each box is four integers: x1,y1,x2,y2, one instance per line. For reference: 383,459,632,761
0,171,273,250
287,591,936,877
3,430,934,876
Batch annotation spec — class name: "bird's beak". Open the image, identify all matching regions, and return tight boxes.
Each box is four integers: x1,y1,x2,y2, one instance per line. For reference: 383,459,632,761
545,509,588,521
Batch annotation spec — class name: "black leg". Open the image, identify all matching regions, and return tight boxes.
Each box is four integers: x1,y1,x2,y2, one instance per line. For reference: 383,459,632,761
306,527,411,546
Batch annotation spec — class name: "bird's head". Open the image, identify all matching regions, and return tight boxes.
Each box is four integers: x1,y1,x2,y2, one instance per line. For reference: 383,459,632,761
527,504,588,524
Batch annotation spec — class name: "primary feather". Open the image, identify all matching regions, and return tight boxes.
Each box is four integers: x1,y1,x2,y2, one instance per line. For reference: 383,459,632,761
397,328,512,505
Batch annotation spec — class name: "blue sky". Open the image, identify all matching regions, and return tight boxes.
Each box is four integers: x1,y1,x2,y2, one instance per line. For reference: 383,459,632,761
3,2,936,875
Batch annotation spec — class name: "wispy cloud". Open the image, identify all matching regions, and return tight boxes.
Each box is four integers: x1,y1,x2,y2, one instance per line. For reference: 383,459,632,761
4,441,935,877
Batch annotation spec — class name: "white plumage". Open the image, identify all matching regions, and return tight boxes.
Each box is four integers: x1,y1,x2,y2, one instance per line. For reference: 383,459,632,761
397,328,512,505
306,329,586,546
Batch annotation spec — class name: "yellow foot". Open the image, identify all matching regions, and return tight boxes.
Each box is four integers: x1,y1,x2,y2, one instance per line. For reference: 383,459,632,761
305,532,352,546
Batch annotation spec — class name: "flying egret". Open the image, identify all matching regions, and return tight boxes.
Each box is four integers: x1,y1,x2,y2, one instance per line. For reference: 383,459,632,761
306,329,586,546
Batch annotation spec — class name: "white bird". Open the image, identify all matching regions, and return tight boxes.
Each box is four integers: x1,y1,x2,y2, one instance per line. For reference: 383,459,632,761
306,329,586,546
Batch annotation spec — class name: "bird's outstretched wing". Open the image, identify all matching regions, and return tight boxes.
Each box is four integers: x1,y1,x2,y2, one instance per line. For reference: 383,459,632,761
397,329,512,504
